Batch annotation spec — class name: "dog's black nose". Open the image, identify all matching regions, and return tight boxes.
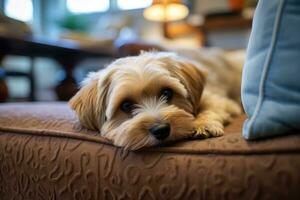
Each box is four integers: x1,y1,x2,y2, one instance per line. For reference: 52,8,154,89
149,123,170,140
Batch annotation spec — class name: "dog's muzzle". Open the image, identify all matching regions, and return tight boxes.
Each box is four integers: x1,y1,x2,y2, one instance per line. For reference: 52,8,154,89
149,123,170,140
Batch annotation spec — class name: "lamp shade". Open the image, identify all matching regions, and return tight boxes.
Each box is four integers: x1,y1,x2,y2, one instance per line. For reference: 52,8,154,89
143,0,189,22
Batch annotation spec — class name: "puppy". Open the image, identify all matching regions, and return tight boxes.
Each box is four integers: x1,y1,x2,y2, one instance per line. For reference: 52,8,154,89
69,49,243,150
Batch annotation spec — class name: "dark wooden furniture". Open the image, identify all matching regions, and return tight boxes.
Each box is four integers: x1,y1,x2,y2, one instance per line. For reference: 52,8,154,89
197,13,252,46
199,13,252,31
0,67,8,102
0,34,115,101
164,13,252,46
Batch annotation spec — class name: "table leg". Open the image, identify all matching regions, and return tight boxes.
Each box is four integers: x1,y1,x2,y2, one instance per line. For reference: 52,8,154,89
55,57,79,101
29,56,36,101
0,54,8,102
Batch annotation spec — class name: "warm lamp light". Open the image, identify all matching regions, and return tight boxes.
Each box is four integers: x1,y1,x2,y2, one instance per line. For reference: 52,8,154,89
143,0,189,22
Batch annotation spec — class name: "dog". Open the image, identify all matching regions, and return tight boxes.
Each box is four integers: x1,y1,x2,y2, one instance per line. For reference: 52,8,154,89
69,49,243,150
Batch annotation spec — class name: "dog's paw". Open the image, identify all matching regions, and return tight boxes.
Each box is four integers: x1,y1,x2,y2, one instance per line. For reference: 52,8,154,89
193,120,224,139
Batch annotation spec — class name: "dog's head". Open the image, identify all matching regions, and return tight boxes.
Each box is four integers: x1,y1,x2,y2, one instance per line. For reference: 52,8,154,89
69,52,206,150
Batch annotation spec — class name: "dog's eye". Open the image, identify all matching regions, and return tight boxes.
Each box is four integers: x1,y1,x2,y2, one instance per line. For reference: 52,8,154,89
160,88,173,102
120,100,135,113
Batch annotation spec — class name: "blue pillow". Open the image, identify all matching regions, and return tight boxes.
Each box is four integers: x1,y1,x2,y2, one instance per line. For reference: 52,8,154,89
242,0,300,139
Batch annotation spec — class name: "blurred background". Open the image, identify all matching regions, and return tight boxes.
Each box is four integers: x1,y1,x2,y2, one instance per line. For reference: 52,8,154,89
0,0,257,102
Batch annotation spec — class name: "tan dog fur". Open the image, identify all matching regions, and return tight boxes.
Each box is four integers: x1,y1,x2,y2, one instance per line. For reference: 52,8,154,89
69,50,242,150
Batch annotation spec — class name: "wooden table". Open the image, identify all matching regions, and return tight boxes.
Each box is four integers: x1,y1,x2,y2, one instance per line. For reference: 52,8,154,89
163,13,252,46
197,13,252,46
0,34,115,101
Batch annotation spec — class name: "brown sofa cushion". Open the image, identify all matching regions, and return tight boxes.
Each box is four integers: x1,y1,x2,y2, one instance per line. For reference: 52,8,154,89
0,102,300,199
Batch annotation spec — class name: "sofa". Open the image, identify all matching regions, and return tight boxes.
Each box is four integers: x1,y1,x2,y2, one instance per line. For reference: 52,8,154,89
1,0,300,197
0,102,299,200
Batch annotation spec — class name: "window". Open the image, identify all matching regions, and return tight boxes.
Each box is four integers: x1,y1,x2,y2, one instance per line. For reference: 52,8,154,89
66,0,109,14
117,0,152,10
4,0,33,22
66,0,152,14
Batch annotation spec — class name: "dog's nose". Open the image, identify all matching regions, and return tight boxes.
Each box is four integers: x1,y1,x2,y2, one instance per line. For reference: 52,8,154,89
149,123,170,140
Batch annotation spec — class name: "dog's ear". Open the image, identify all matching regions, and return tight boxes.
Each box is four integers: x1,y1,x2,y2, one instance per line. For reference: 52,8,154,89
69,69,115,131
160,55,206,114
176,61,206,114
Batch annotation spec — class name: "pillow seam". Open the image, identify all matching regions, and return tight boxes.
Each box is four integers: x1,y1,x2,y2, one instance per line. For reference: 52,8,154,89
247,0,286,137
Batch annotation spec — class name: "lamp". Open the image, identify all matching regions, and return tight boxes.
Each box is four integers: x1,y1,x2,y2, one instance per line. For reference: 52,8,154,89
143,0,189,22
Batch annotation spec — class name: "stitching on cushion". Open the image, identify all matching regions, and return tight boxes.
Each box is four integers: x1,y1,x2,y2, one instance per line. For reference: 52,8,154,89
247,0,286,136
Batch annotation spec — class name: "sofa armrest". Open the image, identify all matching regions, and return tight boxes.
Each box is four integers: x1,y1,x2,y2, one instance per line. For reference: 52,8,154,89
1,103,300,199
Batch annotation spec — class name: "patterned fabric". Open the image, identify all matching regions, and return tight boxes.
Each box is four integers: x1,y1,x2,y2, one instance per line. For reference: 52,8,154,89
0,102,300,200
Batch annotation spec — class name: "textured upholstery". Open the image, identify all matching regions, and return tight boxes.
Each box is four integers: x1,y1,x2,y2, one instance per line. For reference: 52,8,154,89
242,0,300,139
0,103,300,200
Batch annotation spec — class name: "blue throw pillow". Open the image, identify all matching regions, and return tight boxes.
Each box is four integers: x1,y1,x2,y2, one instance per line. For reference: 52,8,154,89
242,0,300,139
